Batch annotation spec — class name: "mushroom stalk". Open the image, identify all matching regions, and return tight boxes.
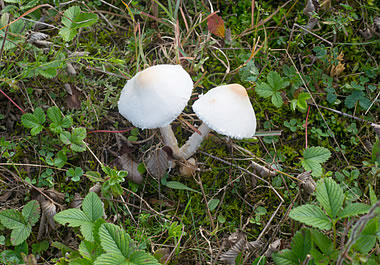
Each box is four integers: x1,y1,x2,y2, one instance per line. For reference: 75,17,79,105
178,123,211,159
160,125,180,158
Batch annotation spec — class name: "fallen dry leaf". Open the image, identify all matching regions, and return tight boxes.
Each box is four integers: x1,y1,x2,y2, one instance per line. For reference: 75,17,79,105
208,13,225,38
66,85,81,109
145,148,169,179
112,153,143,184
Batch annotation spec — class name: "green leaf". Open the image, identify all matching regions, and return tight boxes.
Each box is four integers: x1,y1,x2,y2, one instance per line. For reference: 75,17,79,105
271,92,283,108
73,13,98,29
338,203,370,219
165,181,200,194
272,249,298,265
208,199,220,211
301,147,331,177
352,217,378,253
54,151,67,168
22,200,40,226
296,92,310,111
47,106,62,124
255,82,273,98
62,6,81,28
96,223,160,265
310,229,334,255
267,71,289,91
10,225,31,246
82,192,104,222
315,178,344,219
79,240,103,261
21,107,46,136
54,208,91,227
0,209,24,229
60,128,87,152
289,204,331,230
98,223,132,257
67,167,83,182
291,229,311,262
59,27,77,42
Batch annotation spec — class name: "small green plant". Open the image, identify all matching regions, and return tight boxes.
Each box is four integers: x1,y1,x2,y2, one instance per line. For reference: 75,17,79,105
0,201,40,246
255,71,289,108
59,6,99,42
54,192,160,264
300,146,331,177
272,178,378,265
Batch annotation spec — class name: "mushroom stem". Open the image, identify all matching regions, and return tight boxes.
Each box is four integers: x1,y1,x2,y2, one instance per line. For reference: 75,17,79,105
178,123,211,159
160,125,180,158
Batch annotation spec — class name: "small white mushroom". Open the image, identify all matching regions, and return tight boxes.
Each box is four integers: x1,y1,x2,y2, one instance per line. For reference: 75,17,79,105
118,65,193,157
178,84,256,159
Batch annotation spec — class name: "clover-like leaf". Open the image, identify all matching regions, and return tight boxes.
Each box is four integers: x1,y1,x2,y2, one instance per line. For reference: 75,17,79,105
60,128,86,152
255,71,289,108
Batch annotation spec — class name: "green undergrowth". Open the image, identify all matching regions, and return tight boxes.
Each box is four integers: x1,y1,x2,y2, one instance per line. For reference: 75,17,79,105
0,0,379,264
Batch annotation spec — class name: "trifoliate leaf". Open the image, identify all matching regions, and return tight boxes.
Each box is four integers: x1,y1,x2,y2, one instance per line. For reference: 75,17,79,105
21,107,45,136
289,204,331,230
301,146,331,177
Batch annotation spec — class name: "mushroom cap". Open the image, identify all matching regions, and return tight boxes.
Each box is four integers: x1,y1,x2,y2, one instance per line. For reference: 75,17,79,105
192,84,256,139
118,64,193,129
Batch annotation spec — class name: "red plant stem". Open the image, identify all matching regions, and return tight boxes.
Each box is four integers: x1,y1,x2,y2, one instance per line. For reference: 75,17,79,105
88,128,134,134
305,105,311,149
0,88,25,114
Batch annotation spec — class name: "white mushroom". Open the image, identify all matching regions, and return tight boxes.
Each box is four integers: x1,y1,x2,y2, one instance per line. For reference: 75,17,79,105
178,84,256,159
118,64,193,157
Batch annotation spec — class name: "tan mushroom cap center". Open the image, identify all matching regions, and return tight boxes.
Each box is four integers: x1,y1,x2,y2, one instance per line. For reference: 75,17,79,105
136,66,158,87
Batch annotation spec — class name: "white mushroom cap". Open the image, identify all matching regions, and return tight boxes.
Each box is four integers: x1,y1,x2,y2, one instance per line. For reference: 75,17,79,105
192,84,256,139
118,64,193,129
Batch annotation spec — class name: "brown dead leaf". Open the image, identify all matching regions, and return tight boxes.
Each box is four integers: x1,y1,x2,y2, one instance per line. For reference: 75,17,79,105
264,239,281,257
207,13,225,38
0,191,13,202
69,193,83,209
145,148,169,179
297,171,316,197
66,85,81,109
112,153,143,184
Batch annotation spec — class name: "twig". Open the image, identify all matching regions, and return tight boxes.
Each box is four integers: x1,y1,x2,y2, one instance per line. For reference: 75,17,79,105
0,88,25,114
336,200,380,265
305,105,310,149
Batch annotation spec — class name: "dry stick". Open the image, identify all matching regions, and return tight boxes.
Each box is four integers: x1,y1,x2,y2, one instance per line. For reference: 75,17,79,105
365,90,379,115
280,49,350,165
305,105,311,149
309,103,379,128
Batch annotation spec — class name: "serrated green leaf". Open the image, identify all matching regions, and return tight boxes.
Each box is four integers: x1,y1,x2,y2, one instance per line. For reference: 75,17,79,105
352,217,378,253
73,13,98,29
54,151,67,168
316,178,344,219
39,67,57,78
54,208,91,227
291,229,311,262
22,200,40,226
47,106,62,124
62,6,81,28
310,229,334,255
79,240,103,261
297,92,310,111
271,92,283,108
60,131,71,145
272,249,298,265
338,203,370,219
289,204,331,230
82,192,104,222
94,254,128,265
165,181,200,194
0,209,25,229
267,71,289,90
10,224,31,245
255,82,273,98
61,115,73,128
21,107,46,136
99,223,132,257
59,27,77,42
301,147,331,177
